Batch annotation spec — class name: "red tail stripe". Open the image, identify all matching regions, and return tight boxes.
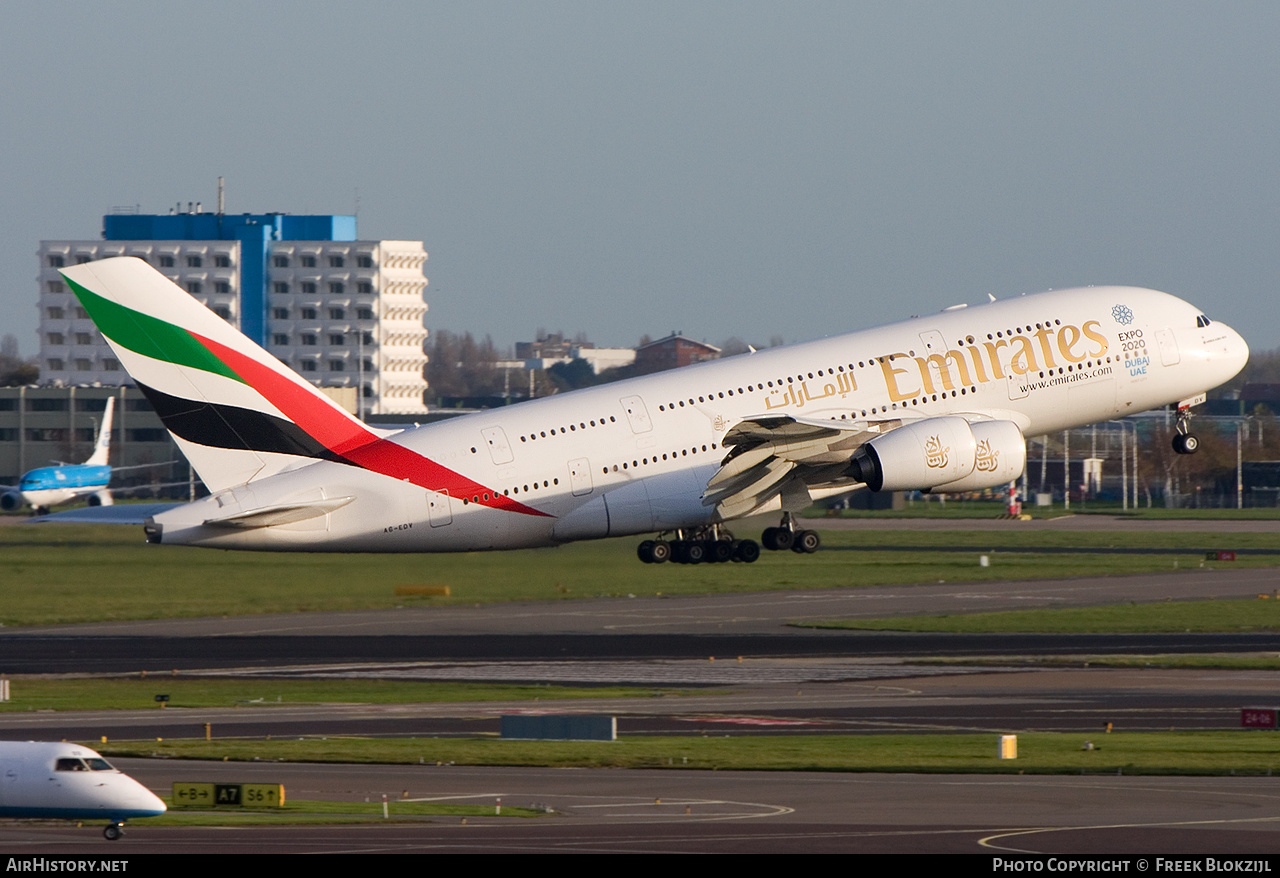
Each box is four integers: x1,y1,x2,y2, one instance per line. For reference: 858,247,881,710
192,333,549,518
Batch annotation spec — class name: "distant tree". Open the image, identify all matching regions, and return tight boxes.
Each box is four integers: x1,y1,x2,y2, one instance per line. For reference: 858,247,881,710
0,334,37,386
547,358,598,391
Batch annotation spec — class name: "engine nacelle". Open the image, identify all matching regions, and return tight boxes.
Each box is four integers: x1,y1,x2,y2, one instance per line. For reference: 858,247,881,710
0,491,23,512
930,420,1027,493
849,417,1025,493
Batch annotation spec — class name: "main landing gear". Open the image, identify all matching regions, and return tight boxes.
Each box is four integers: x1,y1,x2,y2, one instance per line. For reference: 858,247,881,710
637,525,760,564
1172,408,1199,455
760,511,821,554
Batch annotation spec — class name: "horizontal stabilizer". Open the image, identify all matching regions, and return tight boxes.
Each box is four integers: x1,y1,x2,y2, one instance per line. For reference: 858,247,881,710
202,496,355,529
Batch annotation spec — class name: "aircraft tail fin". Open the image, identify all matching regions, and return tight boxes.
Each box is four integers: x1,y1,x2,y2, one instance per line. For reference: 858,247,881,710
84,396,114,467
59,257,390,493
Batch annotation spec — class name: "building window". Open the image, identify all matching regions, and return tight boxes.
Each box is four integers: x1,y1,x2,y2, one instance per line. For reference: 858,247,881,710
159,255,175,267
215,281,231,294
187,281,202,294
300,360,317,372
357,281,373,295
272,308,289,319
46,332,64,345
47,255,64,268
273,282,290,294
272,334,290,345
357,255,373,268
213,306,231,319
127,429,167,442
329,282,345,295
329,307,345,319
214,255,231,267
301,308,318,319
74,307,88,319
329,255,345,268
46,281,64,294
329,360,345,371
273,255,289,268
301,255,317,268
75,255,91,264
363,358,375,372
301,334,317,346
75,358,92,371
75,333,92,345
357,307,373,320
301,282,317,295
47,358,64,371
329,334,345,346
362,331,374,345
46,306,64,319
187,255,203,267
103,359,120,371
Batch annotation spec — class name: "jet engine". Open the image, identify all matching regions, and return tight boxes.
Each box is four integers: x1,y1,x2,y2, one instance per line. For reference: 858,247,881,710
848,417,1026,493
0,491,23,512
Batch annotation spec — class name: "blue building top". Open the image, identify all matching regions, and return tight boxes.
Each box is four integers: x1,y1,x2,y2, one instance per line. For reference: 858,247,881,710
102,213,357,242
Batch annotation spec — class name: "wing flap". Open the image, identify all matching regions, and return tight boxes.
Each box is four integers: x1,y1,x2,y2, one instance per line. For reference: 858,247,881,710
705,415,901,516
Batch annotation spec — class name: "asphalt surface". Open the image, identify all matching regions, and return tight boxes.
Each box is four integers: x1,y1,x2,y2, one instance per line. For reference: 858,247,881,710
2,762,1278,855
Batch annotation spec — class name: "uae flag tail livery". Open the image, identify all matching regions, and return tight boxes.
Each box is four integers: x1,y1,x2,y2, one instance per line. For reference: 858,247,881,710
59,257,545,525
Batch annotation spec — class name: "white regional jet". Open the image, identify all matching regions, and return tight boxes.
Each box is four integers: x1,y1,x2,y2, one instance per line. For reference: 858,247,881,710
0,741,166,840
58,257,1247,563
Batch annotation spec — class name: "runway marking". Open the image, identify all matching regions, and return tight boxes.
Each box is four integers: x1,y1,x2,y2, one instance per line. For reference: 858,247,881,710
568,798,795,821
979,815,1280,853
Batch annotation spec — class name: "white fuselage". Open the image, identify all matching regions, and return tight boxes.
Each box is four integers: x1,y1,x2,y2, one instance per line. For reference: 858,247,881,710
0,742,166,821
149,286,1247,551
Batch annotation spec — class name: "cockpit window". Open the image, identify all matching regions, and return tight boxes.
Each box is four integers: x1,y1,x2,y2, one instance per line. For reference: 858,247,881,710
85,758,114,771
1196,314,1213,328
55,758,90,771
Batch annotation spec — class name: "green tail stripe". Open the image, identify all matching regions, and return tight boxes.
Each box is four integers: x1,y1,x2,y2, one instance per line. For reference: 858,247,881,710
64,276,244,384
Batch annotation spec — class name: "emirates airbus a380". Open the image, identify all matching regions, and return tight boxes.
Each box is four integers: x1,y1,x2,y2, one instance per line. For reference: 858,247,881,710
58,257,1247,564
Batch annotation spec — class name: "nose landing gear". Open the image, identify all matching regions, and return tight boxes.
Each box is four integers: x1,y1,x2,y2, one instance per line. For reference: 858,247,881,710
1172,408,1199,455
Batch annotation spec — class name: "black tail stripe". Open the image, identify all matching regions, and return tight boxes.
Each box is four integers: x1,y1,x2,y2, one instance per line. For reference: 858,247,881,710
136,382,346,463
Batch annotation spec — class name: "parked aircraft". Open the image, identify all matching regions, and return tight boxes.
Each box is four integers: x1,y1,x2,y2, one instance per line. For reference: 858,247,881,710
58,257,1248,562
0,741,166,839
1,397,114,515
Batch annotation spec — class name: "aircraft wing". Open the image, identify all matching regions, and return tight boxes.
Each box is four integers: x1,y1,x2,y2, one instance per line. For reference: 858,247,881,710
703,414,902,518
31,503,183,525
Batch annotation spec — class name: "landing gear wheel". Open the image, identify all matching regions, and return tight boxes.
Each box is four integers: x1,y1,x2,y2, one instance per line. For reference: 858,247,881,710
683,541,705,564
637,540,655,563
103,823,123,841
649,540,670,563
734,539,760,563
764,527,794,551
709,540,734,563
1173,433,1199,455
791,530,820,554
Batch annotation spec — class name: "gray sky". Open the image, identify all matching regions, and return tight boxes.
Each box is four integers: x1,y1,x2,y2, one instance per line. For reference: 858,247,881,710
2,1,1277,356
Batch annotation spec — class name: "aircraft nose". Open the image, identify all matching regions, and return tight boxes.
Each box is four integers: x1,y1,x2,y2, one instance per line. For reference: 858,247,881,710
1218,321,1250,379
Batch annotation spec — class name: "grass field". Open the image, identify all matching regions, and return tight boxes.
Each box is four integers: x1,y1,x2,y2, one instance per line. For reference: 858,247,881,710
0,678,682,713
100,731,1280,776
5,523,1280,626
148,798,543,825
